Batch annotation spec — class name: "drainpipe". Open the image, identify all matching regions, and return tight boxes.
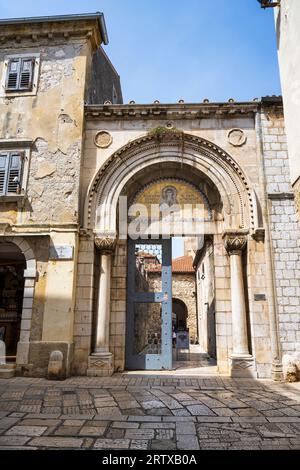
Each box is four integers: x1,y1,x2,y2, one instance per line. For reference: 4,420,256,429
255,109,283,381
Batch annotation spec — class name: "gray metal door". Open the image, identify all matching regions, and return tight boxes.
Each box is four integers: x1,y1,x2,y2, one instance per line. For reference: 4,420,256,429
126,239,172,370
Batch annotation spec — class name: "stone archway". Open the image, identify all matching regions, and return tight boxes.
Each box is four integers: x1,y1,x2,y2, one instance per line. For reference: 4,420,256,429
85,132,257,237
172,298,188,330
83,131,273,377
0,237,36,369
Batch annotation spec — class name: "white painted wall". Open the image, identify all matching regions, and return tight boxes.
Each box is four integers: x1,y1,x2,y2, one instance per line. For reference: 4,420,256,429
275,1,300,186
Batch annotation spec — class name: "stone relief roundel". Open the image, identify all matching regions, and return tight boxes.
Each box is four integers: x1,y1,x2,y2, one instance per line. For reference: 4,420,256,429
95,130,113,149
228,128,247,147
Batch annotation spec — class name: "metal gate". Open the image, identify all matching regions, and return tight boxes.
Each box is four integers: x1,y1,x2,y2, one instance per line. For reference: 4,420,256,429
125,238,172,370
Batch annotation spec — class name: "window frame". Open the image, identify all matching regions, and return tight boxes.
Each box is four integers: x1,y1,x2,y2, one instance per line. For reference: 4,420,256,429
0,151,24,196
0,53,40,98
0,140,32,199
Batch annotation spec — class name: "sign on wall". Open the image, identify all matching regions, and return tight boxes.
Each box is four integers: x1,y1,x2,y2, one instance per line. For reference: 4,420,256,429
49,245,74,260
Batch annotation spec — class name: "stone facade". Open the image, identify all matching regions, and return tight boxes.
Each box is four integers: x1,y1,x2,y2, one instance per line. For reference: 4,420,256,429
1,13,300,381
274,1,300,196
261,107,300,375
0,14,122,378
172,273,197,343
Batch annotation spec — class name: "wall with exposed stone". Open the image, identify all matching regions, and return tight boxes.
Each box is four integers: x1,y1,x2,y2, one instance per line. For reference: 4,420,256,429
0,19,110,378
172,274,197,343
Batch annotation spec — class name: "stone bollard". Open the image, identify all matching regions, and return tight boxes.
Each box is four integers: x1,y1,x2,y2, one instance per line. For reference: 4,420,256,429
47,350,65,380
286,362,297,383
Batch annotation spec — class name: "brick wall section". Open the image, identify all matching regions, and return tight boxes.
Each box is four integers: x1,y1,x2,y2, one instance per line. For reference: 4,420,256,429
261,110,300,365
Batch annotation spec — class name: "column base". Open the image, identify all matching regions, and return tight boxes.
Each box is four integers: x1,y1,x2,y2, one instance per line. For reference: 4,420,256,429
87,352,114,377
230,354,257,378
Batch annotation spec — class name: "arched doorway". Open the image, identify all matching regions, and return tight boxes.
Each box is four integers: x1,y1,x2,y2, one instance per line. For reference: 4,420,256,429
0,242,26,361
172,298,188,330
85,131,259,376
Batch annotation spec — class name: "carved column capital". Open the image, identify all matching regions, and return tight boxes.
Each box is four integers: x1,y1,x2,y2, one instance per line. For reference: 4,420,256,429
223,230,248,256
94,235,116,253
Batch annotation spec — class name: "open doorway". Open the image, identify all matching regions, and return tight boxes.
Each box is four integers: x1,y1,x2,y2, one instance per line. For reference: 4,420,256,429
0,242,26,362
171,236,217,371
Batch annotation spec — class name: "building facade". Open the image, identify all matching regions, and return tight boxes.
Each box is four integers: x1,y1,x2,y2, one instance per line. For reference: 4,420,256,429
274,1,300,213
0,13,300,381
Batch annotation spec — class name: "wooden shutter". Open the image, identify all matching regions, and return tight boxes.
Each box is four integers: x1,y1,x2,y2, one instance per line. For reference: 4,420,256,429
7,153,22,194
5,59,20,91
0,153,9,195
19,58,34,90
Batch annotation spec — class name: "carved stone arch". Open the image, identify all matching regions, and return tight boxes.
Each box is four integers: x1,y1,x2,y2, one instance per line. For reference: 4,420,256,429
84,133,256,237
2,236,37,277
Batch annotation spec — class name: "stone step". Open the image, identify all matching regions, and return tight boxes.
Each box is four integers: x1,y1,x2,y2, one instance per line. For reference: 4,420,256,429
0,363,16,379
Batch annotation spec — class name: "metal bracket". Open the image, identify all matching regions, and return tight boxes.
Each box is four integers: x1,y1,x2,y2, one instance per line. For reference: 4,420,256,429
258,0,280,8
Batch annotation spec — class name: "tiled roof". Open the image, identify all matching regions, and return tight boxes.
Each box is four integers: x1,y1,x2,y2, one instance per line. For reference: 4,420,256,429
146,255,194,273
172,256,194,273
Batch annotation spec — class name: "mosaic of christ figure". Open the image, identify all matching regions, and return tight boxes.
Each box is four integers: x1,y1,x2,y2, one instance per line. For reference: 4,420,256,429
159,186,179,210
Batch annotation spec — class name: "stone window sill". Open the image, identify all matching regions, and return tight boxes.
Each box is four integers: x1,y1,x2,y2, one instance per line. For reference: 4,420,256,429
0,194,26,203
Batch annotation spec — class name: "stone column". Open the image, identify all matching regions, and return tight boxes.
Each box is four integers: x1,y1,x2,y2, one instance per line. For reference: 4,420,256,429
223,230,257,377
87,236,116,377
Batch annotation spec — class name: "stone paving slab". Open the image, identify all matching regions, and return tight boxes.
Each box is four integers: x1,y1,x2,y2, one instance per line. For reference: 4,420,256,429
0,376,299,449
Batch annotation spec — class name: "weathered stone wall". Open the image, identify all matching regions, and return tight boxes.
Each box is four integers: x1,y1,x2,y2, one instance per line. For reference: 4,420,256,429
0,20,110,378
0,39,91,225
261,108,300,374
172,273,197,343
88,47,123,105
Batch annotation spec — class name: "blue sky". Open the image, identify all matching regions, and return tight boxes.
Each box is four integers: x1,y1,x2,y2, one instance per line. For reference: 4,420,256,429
0,0,281,258
0,0,281,103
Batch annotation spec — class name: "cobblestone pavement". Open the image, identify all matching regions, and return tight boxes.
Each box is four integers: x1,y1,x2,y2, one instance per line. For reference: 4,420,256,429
0,375,300,450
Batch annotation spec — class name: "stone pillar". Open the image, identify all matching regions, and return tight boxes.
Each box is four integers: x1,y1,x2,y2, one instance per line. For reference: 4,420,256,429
87,236,116,377
223,230,257,378
16,268,37,375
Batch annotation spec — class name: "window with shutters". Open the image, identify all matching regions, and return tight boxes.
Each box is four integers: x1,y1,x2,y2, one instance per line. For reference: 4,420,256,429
5,58,34,92
0,152,23,196
1,53,40,97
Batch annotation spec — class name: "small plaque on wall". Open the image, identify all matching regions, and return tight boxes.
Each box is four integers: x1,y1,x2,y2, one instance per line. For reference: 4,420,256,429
254,294,266,301
49,245,74,260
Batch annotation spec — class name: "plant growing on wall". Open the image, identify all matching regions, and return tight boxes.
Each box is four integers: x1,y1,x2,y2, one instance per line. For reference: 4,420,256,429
148,126,183,142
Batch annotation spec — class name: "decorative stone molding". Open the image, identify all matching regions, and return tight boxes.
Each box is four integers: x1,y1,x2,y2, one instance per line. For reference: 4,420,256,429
85,102,260,120
228,128,247,147
0,16,105,51
252,228,265,242
223,230,248,255
85,133,257,236
230,354,257,378
94,130,113,149
94,235,116,253
87,353,114,377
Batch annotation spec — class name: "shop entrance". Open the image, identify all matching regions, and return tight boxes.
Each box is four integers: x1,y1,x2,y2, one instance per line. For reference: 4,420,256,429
0,242,25,361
